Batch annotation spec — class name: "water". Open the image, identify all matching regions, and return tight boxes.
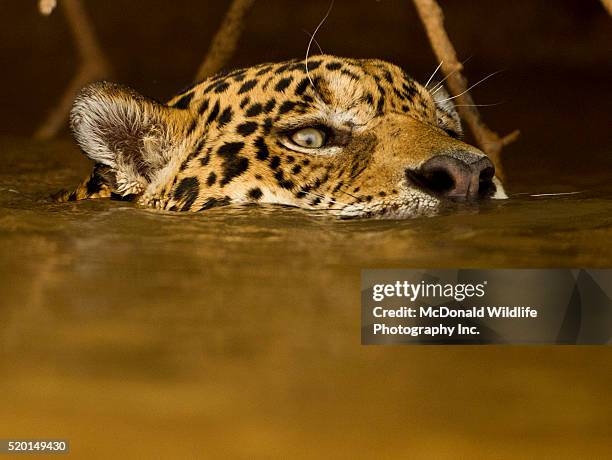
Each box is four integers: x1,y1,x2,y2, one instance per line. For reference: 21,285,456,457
0,137,610,458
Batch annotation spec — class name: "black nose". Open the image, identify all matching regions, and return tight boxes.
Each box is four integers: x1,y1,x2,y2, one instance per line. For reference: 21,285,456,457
406,151,496,200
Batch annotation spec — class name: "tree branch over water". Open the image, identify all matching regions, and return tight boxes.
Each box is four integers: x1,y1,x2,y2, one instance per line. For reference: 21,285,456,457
194,0,256,81
36,0,110,139
412,0,519,179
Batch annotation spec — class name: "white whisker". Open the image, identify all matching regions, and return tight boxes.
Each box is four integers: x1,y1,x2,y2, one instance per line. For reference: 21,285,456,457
305,0,335,89
430,56,472,95
424,60,443,88
302,29,324,55
529,191,586,197
437,70,502,103
452,102,504,107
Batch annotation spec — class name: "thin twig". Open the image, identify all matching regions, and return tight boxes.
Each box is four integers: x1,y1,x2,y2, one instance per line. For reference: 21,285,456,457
194,0,256,81
35,0,110,139
601,0,612,16
412,0,519,180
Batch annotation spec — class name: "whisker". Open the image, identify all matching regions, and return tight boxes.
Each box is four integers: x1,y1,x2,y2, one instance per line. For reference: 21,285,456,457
529,191,586,197
336,188,360,201
437,70,502,103
452,102,504,107
510,191,586,197
430,56,473,94
424,60,443,88
301,29,324,55
305,0,335,90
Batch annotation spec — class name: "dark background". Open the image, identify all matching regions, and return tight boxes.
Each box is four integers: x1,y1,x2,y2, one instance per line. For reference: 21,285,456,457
2,0,611,189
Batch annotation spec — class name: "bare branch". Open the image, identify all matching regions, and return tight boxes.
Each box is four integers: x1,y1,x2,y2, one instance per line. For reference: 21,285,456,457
194,0,256,81
412,0,519,180
38,0,57,15
35,0,110,139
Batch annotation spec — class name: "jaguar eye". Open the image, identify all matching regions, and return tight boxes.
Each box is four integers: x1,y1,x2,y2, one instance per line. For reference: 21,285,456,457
291,128,326,148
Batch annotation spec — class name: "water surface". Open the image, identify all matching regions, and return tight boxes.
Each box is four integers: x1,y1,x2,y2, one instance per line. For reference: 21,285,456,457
0,138,610,458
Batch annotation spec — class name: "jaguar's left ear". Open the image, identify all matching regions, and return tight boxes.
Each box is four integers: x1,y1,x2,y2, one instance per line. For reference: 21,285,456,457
70,81,193,196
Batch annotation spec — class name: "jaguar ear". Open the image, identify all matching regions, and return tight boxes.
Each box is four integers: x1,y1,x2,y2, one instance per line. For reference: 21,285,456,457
70,81,193,196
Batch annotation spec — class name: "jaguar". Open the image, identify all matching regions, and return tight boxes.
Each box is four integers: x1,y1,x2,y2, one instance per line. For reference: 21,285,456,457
60,54,506,218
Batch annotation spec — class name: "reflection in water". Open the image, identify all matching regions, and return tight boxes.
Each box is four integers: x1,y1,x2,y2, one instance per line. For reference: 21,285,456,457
0,138,611,458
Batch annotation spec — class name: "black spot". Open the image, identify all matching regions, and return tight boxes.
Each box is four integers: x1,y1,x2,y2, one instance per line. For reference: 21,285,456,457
377,96,385,114
246,103,263,117
256,65,273,76
393,87,406,101
353,187,361,193
217,141,244,157
218,107,233,126
306,60,322,71
378,191,386,197
186,119,197,136
364,93,374,106
309,197,321,206
236,122,258,136
233,72,246,82
325,62,342,71
340,69,360,80
214,81,230,93
240,96,250,109
180,138,206,171
206,101,220,125
275,77,293,92
402,82,418,100
262,117,273,134
383,70,394,84
274,170,294,190
274,63,291,74
401,104,410,112
198,98,210,114
295,77,310,96
247,187,263,200
254,137,269,160
174,177,199,211
217,142,249,186
172,92,194,109
255,174,262,180
301,158,310,166
262,76,274,90
366,195,373,202
313,174,329,189
199,196,231,211
291,164,302,175
207,172,217,186
278,101,297,114
289,62,306,72
269,156,281,169
238,79,258,94
286,155,295,164
332,181,344,193
199,152,210,166
263,99,276,113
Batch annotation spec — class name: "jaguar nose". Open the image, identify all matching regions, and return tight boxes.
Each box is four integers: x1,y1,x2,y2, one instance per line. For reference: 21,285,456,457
406,151,496,200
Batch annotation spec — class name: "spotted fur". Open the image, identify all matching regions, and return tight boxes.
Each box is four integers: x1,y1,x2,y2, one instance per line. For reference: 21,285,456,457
60,55,505,218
